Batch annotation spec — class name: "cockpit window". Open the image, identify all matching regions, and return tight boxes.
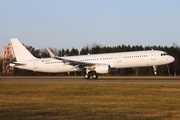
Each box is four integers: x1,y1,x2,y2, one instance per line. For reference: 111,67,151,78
161,53,169,56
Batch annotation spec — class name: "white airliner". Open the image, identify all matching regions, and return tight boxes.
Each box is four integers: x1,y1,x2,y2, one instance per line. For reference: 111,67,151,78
10,38,174,79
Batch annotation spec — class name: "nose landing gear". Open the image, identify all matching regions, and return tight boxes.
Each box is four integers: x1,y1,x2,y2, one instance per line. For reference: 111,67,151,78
153,66,157,75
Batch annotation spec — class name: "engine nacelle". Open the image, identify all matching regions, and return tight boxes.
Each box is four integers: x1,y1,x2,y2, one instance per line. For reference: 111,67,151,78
95,65,110,74
94,65,121,74
109,68,121,74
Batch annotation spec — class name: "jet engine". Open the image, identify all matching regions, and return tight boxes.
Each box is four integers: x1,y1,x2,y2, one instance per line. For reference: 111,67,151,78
95,65,110,74
94,65,121,74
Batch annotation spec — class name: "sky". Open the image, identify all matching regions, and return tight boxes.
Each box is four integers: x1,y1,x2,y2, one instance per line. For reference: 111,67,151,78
1,0,180,56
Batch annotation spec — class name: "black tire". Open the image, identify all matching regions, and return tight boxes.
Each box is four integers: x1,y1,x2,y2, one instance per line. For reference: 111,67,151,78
92,74,98,79
84,74,90,79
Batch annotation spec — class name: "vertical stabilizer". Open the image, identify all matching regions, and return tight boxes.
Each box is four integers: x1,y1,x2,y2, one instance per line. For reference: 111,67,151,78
11,38,36,61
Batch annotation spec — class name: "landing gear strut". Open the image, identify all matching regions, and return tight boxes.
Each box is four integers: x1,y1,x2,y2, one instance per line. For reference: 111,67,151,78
153,66,157,75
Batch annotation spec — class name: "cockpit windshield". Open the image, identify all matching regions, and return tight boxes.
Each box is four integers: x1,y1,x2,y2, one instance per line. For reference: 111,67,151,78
161,53,169,56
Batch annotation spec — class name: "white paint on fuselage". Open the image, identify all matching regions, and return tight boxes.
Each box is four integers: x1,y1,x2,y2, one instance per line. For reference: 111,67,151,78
14,50,174,73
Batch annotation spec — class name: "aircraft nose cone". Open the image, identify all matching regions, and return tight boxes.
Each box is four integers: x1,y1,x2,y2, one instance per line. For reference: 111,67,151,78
169,56,175,63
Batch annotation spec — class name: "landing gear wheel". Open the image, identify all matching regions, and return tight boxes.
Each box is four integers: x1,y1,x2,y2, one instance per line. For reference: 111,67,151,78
84,74,90,79
92,74,98,79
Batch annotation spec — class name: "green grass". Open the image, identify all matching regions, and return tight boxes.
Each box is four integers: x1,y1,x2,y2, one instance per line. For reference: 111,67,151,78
0,82,180,120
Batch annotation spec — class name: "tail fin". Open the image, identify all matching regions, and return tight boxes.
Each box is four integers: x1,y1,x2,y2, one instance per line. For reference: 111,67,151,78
11,38,36,61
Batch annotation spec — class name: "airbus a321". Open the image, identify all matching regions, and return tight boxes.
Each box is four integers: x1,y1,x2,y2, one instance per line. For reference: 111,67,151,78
10,38,175,79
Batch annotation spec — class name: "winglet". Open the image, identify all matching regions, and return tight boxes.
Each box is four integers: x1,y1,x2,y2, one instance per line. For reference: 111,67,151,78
47,48,56,58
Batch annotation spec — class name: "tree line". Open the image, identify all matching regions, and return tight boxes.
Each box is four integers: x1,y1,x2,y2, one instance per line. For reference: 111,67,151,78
1,43,180,76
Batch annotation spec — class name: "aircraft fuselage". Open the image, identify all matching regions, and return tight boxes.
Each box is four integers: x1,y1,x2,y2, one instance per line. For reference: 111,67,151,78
11,50,174,73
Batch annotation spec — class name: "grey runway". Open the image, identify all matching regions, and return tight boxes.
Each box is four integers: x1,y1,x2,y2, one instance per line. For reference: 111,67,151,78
0,76,180,82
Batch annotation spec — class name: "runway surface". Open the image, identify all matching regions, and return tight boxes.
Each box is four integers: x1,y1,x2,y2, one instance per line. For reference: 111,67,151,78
0,76,180,82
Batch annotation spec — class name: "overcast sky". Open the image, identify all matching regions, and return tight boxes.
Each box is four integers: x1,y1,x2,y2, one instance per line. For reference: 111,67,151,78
1,0,180,56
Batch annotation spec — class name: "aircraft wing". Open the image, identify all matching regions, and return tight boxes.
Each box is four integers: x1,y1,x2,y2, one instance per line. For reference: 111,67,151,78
46,48,103,69
54,56,100,69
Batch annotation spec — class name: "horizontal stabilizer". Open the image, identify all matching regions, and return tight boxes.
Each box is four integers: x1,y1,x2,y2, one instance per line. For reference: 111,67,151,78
9,62,26,67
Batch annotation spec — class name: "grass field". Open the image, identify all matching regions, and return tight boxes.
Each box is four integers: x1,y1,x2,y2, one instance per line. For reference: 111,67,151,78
0,81,180,120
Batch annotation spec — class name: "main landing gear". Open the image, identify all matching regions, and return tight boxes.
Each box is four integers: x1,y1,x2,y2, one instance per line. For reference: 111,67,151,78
84,72,98,79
